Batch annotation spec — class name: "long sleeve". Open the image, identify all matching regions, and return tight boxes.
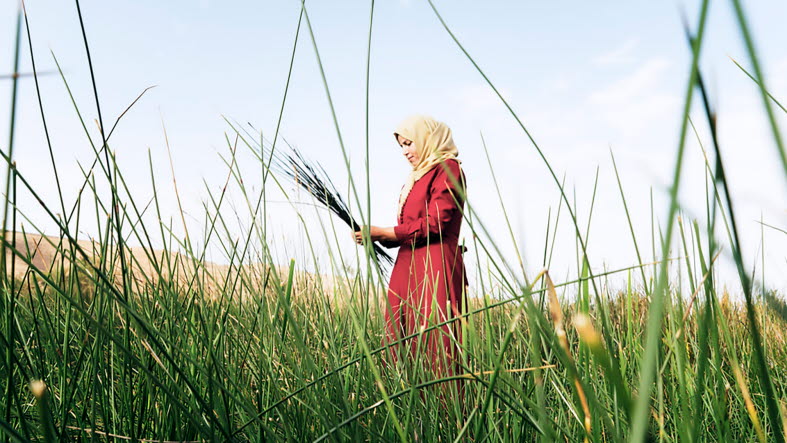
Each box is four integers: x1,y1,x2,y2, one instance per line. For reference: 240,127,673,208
394,161,464,247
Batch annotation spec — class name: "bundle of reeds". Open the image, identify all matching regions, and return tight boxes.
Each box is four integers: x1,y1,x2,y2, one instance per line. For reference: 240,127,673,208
267,143,394,272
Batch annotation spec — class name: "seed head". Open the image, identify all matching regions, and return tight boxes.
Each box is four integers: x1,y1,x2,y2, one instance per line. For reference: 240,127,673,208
30,380,46,399
573,313,602,349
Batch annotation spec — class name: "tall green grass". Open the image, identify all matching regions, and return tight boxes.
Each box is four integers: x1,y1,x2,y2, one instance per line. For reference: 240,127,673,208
1,1,787,441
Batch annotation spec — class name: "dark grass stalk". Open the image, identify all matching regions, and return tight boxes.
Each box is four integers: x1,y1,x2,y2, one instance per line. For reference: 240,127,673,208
688,69,739,441
20,2,67,224
51,50,156,231
687,25,785,440
73,0,130,300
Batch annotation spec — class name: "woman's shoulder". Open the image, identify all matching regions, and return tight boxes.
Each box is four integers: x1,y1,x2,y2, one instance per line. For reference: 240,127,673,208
435,158,462,175
430,158,464,189
444,158,461,168
436,158,463,181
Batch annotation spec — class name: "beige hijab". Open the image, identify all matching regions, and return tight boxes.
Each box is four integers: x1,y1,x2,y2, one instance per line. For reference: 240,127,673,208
394,115,459,218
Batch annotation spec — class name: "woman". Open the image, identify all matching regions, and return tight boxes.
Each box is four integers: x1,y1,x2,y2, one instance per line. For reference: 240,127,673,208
354,115,467,376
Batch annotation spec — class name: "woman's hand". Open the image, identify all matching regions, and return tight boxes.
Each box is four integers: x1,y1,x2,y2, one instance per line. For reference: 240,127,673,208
354,226,397,245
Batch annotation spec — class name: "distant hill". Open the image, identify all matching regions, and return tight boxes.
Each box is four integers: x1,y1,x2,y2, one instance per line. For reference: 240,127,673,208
2,232,357,301
2,232,262,292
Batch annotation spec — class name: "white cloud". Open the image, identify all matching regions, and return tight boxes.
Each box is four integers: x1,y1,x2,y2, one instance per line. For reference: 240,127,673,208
550,71,581,92
776,57,787,74
584,57,680,138
453,84,512,114
589,57,672,105
592,38,640,66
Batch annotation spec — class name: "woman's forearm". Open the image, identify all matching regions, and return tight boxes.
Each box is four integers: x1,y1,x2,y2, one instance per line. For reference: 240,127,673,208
370,226,398,243
354,226,398,245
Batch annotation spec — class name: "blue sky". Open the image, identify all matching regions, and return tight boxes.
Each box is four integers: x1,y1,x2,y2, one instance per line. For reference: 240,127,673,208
2,1,786,293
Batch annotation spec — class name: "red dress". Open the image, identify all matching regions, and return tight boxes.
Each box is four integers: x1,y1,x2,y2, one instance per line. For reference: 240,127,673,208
386,159,467,374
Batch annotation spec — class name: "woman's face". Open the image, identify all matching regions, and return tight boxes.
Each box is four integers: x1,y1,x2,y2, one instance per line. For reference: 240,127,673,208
397,134,419,167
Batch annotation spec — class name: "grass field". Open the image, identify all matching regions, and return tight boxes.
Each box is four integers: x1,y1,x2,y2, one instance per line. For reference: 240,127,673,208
2,0,787,441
